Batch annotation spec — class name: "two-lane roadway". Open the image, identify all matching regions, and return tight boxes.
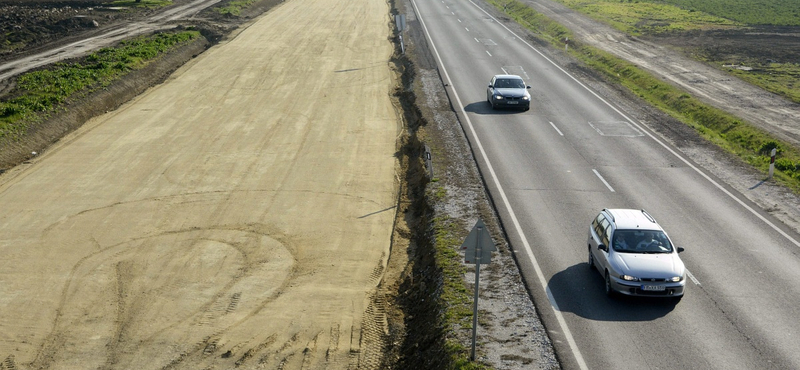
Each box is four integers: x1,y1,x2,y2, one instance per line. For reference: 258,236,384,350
410,0,800,369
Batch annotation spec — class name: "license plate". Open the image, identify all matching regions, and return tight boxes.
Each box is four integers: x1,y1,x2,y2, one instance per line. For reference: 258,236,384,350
642,285,665,291
507,101,519,104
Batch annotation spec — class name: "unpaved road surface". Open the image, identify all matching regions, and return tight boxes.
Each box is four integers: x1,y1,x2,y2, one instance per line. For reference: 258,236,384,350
522,0,800,148
0,0,222,82
0,0,400,368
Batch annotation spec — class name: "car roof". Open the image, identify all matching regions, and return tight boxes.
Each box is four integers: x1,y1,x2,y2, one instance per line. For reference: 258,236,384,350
493,74,523,80
605,208,662,231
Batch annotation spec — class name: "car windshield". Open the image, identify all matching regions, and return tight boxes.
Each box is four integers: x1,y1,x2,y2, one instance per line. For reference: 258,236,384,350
495,79,525,89
612,230,673,253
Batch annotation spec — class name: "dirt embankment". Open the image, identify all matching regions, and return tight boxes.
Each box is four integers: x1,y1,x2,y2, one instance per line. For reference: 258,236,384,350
0,35,209,169
0,0,281,171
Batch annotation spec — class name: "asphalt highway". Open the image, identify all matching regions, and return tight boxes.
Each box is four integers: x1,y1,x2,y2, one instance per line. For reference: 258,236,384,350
410,0,800,369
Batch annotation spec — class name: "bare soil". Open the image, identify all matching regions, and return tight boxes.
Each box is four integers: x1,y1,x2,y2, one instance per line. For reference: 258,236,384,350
651,26,800,65
1,1,158,60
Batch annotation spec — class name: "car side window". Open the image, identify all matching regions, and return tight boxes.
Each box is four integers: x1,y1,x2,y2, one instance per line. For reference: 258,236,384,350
592,214,604,239
600,219,611,247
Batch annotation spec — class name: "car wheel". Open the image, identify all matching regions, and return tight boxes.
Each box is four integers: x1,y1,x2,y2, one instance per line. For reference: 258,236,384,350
604,271,615,297
588,247,595,269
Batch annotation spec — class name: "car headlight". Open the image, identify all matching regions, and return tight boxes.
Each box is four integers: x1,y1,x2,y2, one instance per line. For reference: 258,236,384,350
667,276,683,282
620,274,639,282
522,96,530,101
494,95,504,100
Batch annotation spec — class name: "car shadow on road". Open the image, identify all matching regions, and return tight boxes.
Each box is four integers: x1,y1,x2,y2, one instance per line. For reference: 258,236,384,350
463,101,527,115
547,263,679,321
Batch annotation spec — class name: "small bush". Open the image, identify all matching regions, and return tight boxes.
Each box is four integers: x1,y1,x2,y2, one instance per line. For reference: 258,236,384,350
759,140,781,155
775,158,797,172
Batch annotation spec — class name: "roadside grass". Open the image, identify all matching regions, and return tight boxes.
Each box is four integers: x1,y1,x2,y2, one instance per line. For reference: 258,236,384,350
554,0,738,35
656,0,800,27
723,63,800,105
489,0,570,44
215,0,260,17
488,0,800,192
542,0,800,104
109,0,173,8
0,30,200,140
431,212,490,370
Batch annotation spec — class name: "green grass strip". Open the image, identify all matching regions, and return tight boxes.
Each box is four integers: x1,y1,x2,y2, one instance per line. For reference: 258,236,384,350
215,0,261,17
0,30,199,140
554,0,738,35
432,211,490,369
488,0,800,192
109,0,173,9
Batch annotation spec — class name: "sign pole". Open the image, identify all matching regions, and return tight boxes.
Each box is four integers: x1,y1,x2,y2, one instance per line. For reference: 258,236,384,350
460,219,495,362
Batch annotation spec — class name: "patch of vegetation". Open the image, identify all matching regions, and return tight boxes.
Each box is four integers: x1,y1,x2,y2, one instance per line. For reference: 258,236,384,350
109,0,173,9
433,215,474,327
215,0,260,17
555,0,738,35
0,30,199,139
487,0,571,43
658,0,800,26
433,214,490,370
550,0,800,29
545,0,800,104
489,0,800,191
723,63,800,104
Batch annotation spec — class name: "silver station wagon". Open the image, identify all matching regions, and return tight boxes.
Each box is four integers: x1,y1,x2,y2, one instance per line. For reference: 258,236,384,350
587,209,686,300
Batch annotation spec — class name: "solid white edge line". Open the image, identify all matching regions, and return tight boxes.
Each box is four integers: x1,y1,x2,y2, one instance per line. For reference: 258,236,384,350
466,0,800,250
549,121,564,136
592,169,615,193
410,1,589,369
687,270,701,285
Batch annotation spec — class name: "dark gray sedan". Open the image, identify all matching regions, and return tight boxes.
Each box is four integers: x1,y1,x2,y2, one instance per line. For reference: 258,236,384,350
486,74,531,111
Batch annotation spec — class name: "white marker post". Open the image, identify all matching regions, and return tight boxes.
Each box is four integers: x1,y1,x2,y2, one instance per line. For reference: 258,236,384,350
424,144,434,178
461,219,496,361
769,148,776,179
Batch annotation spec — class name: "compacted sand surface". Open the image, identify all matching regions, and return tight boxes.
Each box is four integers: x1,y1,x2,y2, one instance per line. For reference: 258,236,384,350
0,0,400,368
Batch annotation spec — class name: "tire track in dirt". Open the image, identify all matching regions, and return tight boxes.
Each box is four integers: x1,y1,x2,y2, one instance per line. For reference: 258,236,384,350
1,355,17,370
21,192,391,369
28,196,297,369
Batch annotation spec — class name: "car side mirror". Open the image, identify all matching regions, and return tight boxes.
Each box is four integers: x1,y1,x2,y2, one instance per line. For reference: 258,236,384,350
488,84,493,88
598,244,608,252
677,247,685,253
526,85,531,89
